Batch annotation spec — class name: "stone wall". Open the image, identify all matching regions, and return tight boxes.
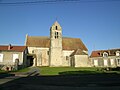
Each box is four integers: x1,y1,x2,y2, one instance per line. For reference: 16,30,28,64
0,51,23,65
74,55,90,67
50,48,63,66
62,50,74,66
28,47,49,66
0,50,27,71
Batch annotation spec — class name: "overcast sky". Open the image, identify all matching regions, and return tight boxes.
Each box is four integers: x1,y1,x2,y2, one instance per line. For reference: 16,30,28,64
0,0,120,54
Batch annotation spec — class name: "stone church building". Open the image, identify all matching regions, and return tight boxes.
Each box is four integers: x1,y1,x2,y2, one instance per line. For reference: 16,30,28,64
25,21,90,67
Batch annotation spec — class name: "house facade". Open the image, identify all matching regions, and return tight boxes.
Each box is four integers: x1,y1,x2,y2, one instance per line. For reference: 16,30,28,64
0,45,28,71
90,49,120,67
25,21,90,67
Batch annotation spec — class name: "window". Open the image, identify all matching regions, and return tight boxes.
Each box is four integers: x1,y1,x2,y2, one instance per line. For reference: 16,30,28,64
55,36,56,39
0,54,3,62
110,59,114,66
104,59,108,66
32,50,34,53
56,26,58,30
55,32,59,39
13,54,19,62
57,32,59,38
94,60,98,66
55,32,56,39
117,59,120,66
103,52,108,57
66,56,69,60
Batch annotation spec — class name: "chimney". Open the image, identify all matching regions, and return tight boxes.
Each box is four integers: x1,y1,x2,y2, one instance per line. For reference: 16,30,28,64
8,44,11,50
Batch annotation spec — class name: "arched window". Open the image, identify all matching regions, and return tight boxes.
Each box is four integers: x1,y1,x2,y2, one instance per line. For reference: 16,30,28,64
57,32,59,38
55,32,56,39
56,26,58,30
103,52,108,57
55,32,59,39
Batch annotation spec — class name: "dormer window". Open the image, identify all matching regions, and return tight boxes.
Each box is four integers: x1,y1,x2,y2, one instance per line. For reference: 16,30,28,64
116,51,120,56
103,52,108,57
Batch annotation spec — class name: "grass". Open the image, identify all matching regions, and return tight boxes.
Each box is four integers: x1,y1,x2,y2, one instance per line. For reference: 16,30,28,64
0,70,8,74
15,67,30,72
2,66,120,76
38,67,106,75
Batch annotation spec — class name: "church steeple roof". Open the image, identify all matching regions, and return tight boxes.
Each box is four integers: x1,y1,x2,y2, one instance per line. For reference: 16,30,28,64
52,21,61,26
51,21,62,31
53,21,59,25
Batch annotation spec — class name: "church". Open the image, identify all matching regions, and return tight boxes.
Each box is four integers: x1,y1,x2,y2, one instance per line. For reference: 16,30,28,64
25,21,90,67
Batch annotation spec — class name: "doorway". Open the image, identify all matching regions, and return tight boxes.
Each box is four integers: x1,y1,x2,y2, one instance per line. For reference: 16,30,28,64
27,56,34,66
70,58,75,67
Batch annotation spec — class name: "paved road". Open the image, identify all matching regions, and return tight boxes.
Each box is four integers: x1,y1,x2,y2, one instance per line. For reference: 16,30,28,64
0,67,39,85
0,73,120,90
0,76,20,85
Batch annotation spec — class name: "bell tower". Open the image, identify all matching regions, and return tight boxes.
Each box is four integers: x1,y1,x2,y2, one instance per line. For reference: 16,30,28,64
49,21,62,66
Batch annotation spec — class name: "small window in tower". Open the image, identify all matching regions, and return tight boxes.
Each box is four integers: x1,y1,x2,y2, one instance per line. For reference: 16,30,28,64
55,36,56,39
55,32,56,39
56,26,58,30
57,32,59,38
55,32,59,39
57,32,58,35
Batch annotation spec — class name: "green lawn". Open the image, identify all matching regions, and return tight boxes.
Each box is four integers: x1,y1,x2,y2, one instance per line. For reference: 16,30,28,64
0,70,8,74
38,67,106,75
15,67,30,72
2,66,119,76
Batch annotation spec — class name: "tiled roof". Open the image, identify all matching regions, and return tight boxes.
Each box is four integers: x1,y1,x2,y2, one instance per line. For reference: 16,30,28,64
26,36,50,47
90,49,120,57
26,36,88,51
70,49,88,56
0,45,27,52
62,38,88,51
90,51,101,57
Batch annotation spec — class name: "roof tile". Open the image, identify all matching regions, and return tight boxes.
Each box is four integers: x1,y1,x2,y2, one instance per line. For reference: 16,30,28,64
0,45,27,52
90,49,120,57
26,36,88,51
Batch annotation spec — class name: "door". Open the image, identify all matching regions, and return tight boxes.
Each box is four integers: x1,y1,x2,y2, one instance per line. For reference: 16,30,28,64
70,58,75,67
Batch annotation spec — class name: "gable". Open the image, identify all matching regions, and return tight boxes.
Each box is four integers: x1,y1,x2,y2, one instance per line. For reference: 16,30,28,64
70,49,88,56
